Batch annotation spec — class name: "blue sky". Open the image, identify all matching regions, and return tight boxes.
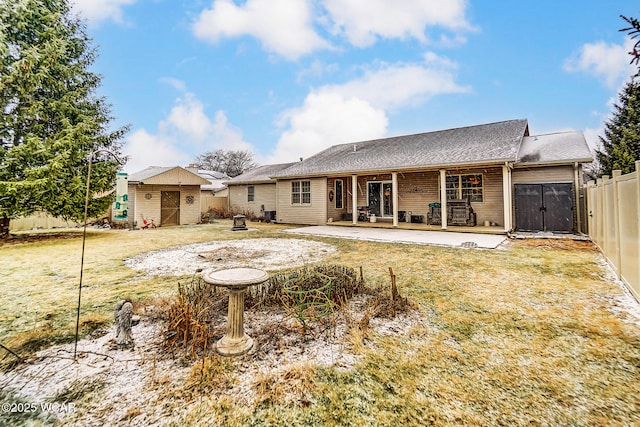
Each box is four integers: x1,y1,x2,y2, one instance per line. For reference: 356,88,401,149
70,0,638,173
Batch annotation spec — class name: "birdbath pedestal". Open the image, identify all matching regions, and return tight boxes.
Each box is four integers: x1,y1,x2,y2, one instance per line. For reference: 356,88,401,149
203,268,269,356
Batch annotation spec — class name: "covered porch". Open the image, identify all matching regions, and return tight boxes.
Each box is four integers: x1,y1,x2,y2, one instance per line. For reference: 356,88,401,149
326,165,513,234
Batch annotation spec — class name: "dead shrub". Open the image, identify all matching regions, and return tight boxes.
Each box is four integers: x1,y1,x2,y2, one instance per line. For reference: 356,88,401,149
165,278,226,357
184,355,236,397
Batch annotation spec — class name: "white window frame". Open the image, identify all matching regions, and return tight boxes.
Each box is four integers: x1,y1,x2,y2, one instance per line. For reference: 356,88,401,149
291,180,311,205
442,174,484,202
247,185,255,202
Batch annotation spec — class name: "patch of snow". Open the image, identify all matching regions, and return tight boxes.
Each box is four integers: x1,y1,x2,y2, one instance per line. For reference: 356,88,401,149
124,238,337,276
595,254,640,326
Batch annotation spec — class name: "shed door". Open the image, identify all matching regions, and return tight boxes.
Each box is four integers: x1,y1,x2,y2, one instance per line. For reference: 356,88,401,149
515,184,544,231
515,184,573,232
543,183,573,233
161,191,180,226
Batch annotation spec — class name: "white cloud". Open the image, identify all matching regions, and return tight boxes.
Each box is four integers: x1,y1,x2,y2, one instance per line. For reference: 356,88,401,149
323,0,471,47
564,38,636,88
123,90,255,172
269,92,388,163
69,0,136,26
124,129,192,173
322,54,470,110
192,0,330,60
269,54,469,163
161,93,217,142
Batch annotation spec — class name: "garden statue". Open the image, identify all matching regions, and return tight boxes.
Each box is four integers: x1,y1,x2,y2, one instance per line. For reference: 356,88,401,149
114,300,134,349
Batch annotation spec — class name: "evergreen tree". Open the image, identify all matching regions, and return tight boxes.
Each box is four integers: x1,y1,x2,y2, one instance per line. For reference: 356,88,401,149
595,79,640,176
620,15,640,77
0,0,128,236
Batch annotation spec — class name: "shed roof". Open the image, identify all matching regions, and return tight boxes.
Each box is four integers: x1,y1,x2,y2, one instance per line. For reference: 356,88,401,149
273,119,529,177
225,162,297,184
128,166,210,186
517,131,593,166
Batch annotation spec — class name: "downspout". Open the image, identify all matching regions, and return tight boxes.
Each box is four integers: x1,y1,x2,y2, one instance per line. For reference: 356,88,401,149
275,181,279,223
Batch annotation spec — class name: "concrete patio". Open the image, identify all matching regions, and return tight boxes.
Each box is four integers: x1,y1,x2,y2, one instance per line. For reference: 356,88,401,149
283,225,507,249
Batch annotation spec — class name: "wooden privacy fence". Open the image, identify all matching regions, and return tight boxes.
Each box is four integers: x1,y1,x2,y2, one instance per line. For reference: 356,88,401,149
585,160,640,302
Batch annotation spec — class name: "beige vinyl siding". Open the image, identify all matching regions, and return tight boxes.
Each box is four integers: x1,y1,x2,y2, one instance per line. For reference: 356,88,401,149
327,178,348,220
130,183,160,227
129,184,201,227
395,172,440,219
276,178,327,225
512,165,574,184
228,183,277,216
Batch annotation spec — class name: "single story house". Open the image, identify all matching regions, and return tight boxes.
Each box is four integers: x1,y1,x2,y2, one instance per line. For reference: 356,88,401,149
226,162,296,219
231,119,592,233
124,166,210,227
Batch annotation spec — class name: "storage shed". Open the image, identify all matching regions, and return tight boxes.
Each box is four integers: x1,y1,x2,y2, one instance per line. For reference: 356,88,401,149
512,131,593,233
125,166,210,227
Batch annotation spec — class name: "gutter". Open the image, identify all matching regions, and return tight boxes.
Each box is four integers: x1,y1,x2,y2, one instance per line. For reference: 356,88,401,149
272,158,518,180
513,158,593,168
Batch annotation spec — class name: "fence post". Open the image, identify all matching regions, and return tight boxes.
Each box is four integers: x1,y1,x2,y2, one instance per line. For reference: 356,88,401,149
601,176,608,256
612,170,622,277
636,161,640,296
585,181,594,237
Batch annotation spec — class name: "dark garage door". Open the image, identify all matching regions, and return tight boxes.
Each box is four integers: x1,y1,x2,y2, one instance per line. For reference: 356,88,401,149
515,183,573,232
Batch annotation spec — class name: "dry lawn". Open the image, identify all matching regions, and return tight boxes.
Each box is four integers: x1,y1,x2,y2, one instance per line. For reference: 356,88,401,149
0,222,639,426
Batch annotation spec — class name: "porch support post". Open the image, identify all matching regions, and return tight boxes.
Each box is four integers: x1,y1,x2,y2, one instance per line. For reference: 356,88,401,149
392,172,399,228
351,174,358,225
502,164,512,232
439,169,447,230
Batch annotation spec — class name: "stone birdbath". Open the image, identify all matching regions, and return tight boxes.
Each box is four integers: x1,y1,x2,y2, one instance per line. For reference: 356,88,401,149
203,267,269,356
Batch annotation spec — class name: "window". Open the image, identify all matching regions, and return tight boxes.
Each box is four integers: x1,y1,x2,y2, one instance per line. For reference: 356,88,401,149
444,174,483,202
247,185,255,202
335,180,344,209
291,180,311,205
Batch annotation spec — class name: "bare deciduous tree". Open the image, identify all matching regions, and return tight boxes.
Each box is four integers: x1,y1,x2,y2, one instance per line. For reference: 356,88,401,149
193,149,257,177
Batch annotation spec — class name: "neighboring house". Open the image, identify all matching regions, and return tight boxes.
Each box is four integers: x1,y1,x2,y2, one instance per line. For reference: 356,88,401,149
125,166,210,227
188,168,230,213
226,163,296,218
263,119,591,233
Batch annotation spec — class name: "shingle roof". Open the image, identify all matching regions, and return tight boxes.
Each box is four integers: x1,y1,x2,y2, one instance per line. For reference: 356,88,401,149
127,166,210,186
517,132,593,165
273,119,529,177
225,162,297,184
128,166,174,182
